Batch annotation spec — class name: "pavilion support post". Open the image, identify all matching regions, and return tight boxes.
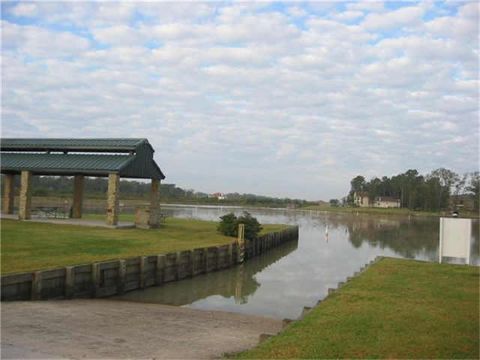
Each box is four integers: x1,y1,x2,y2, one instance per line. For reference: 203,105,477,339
149,179,160,228
72,175,84,219
2,173,15,214
106,173,120,226
19,171,32,220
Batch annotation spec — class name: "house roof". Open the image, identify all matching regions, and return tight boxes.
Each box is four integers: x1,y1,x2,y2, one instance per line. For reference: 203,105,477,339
0,138,150,153
0,138,165,180
354,191,369,197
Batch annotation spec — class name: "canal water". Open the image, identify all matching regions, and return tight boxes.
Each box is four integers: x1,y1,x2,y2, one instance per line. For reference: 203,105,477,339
115,206,479,319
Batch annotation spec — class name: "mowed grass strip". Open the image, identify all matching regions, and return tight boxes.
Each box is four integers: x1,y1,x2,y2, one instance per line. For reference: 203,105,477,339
1,218,288,274
236,258,480,359
300,205,479,219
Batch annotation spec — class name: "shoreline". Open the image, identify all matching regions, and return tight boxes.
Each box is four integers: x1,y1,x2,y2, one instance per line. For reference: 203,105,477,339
9,195,480,218
235,257,480,359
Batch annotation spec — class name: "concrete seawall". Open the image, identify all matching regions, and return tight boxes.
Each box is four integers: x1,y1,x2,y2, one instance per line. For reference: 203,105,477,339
1,226,299,301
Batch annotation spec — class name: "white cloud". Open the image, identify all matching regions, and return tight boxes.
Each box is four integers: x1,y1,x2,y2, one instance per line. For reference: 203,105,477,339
425,13,478,43
2,22,90,57
10,3,38,17
332,10,364,22
362,5,425,30
287,6,307,18
92,25,144,46
346,2,385,13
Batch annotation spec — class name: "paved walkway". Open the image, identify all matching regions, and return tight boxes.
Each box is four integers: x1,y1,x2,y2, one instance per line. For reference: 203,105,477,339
0,214,134,229
1,300,282,359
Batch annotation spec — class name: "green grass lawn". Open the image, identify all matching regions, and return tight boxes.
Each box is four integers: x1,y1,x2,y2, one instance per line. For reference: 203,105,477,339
1,217,288,274
236,258,480,359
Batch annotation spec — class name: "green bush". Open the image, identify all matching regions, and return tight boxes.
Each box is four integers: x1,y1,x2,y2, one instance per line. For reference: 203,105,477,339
217,211,262,240
217,213,238,237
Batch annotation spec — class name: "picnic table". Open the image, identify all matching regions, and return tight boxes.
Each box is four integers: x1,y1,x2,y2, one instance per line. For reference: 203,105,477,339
33,206,68,219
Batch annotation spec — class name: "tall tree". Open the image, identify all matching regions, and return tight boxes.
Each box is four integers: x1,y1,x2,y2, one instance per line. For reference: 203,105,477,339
365,177,382,201
429,168,458,210
466,172,479,211
348,175,366,205
350,176,366,193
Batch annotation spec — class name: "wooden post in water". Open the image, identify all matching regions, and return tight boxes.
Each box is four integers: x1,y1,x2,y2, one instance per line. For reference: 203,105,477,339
237,224,245,263
234,264,244,303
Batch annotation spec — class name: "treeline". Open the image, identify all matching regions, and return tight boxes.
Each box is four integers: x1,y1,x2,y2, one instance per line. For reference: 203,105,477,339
4,176,313,208
345,169,479,212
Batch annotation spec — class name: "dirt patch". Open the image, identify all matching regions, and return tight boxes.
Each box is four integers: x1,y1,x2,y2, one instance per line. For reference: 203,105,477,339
1,300,282,359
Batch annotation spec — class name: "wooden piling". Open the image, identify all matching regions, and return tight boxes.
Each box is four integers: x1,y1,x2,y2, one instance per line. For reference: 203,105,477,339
91,263,99,297
175,252,181,280
155,255,165,285
117,259,126,294
139,256,147,289
237,224,245,263
31,271,42,300
65,266,74,298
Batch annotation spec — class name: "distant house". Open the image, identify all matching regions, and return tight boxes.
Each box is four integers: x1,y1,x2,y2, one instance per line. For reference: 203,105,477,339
354,192,370,207
373,196,401,208
211,192,225,200
450,195,475,211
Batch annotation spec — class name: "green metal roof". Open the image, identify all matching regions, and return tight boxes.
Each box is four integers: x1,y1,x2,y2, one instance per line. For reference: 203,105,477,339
0,138,165,180
0,138,150,153
1,153,133,175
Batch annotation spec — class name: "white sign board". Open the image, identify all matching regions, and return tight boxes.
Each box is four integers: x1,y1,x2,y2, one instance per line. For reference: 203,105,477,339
439,217,472,264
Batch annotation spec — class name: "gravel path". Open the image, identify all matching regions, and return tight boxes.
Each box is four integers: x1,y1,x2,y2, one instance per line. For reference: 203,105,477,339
1,300,282,359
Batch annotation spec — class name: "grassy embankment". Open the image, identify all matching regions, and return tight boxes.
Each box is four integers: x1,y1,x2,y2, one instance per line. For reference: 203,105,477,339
300,204,479,218
236,258,479,359
1,217,288,275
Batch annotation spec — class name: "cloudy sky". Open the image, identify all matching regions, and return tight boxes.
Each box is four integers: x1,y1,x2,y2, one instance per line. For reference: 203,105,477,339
1,1,478,200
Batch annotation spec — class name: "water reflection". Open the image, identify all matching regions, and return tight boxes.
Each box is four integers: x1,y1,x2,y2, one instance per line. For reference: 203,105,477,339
346,215,478,263
114,239,298,306
347,217,437,259
117,205,479,319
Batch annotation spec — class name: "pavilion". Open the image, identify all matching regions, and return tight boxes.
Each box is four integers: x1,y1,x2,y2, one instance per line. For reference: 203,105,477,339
0,138,165,226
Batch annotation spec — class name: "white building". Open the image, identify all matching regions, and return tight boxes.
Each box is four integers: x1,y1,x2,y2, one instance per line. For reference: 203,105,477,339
373,196,401,208
353,192,370,207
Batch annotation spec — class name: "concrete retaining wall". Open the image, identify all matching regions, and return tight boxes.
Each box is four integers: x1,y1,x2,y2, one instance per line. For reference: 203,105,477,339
1,226,299,301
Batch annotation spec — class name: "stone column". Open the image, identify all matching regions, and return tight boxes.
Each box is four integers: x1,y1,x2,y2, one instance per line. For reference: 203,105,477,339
106,173,120,226
72,175,84,218
2,173,15,214
149,179,160,227
19,170,32,220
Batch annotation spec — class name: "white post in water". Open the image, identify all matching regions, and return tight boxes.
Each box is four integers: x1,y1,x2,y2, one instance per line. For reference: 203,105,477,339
439,217,472,264
237,223,245,263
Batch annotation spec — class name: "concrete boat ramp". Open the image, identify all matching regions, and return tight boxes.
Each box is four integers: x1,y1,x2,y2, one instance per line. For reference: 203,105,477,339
1,300,282,359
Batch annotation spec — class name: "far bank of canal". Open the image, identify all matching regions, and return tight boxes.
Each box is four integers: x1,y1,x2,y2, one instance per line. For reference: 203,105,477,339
115,205,479,320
